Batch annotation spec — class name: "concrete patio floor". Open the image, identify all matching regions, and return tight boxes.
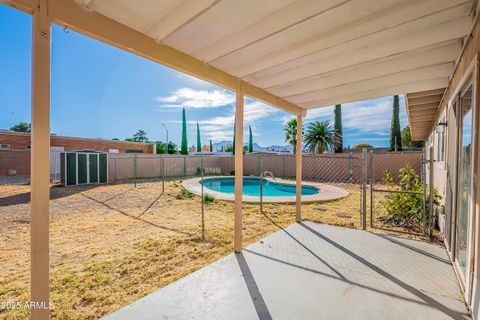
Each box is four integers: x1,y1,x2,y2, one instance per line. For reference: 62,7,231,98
104,222,468,320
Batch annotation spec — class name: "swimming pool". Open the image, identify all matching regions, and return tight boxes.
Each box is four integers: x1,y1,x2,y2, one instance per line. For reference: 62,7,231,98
201,177,320,197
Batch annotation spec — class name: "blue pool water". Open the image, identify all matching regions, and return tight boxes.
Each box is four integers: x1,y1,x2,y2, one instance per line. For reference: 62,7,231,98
201,177,320,197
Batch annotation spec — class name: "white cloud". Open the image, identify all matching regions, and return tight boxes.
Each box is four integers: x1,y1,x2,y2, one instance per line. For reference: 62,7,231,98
186,99,279,141
303,96,408,135
156,87,234,109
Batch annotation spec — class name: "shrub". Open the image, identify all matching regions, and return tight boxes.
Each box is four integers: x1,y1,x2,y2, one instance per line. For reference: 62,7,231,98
381,165,441,228
352,143,373,149
382,169,394,186
176,189,194,200
203,194,215,203
229,170,235,175
195,167,205,176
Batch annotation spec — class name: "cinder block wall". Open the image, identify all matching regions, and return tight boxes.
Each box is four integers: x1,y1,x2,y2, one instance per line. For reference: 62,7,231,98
0,131,154,176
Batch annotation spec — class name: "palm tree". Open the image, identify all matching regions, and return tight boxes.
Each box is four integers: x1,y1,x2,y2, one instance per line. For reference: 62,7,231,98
284,118,303,154
304,120,340,154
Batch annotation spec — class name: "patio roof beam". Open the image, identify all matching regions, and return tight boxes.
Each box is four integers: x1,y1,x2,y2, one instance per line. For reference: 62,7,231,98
30,0,51,318
4,0,303,115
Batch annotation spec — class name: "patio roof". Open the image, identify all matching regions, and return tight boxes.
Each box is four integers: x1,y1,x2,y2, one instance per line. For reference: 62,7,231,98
6,0,477,122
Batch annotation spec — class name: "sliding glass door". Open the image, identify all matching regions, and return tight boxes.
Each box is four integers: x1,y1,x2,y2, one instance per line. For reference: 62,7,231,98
455,83,474,281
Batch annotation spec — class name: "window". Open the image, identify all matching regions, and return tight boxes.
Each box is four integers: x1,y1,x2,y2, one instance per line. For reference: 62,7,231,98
436,115,446,163
0,144,11,150
126,149,143,154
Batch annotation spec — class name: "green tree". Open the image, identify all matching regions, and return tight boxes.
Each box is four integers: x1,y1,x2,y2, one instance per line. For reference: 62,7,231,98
401,126,424,148
232,121,236,155
112,138,119,141
167,142,177,154
10,122,31,132
131,130,149,143
156,141,167,154
352,143,373,149
390,95,402,151
181,108,188,155
284,118,303,154
196,123,201,152
248,126,253,153
209,140,213,152
334,104,343,153
304,120,340,154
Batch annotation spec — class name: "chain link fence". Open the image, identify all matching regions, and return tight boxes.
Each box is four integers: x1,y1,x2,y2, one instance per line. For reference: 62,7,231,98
369,150,430,237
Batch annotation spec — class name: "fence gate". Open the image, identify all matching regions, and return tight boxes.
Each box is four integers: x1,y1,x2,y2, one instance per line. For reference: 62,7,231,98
255,152,368,230
369,150,432,238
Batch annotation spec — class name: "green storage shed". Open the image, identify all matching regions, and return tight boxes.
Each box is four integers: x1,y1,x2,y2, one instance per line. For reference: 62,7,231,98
61,150,108,186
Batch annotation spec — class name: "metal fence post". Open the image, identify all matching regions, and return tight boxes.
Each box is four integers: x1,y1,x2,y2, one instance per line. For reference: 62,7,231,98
260,155,263,213
369,150,374,228
421,151,427,234
349,151,353,182
184,156,186,177
428,147,434,241
161,156,165,194
201,156,205,241
361,149,367,230
134,154,137,187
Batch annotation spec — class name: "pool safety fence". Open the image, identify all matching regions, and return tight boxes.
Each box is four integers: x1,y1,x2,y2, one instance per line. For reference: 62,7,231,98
104,151,422,235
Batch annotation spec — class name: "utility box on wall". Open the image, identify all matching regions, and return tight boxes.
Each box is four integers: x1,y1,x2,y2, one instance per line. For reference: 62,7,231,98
60,150,108,186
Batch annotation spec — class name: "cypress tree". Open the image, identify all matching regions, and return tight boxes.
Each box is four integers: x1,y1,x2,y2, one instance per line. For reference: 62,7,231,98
390,95,403,151
248,126,253,153
196,123,201,152
334,104,343,153
209,139,213,152
180,108,188,155
232,121,236,155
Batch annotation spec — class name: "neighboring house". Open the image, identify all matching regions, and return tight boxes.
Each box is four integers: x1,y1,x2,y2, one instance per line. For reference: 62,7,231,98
0,130,155,177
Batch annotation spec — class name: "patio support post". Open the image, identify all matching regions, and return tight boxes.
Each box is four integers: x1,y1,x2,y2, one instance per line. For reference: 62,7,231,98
31,0,51,318
234,88,244,252
296,113,303,222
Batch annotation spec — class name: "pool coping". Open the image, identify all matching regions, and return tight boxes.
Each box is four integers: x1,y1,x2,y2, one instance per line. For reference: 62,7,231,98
181,176,349,203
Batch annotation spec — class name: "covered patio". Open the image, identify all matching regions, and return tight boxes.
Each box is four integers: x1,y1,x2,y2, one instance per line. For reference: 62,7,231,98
3,0,478,318
105,222,467,320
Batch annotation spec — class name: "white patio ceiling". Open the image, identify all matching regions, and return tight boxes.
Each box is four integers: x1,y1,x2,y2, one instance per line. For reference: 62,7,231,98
76,0,473,108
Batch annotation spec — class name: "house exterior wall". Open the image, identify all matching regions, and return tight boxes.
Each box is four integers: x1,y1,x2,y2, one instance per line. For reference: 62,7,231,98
425,15,480,318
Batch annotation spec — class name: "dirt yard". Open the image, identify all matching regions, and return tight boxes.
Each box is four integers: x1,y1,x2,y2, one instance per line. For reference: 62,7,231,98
0,178,435,319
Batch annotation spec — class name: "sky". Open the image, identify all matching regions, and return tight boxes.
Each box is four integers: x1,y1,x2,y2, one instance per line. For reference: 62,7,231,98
0,5,408,148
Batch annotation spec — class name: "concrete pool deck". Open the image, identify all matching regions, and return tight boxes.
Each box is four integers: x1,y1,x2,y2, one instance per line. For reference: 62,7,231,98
181,176,349,203
104,222,467,320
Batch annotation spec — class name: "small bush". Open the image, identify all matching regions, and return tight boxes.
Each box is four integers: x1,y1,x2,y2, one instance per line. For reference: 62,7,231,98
380,165,441,228
382,169,394,186
229,170,235,175
203,194,215,203
176,189,194,200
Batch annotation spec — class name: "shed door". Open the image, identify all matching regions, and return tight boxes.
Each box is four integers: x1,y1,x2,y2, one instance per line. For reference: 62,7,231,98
77,154,88,184
89,154,99,183
99,154,108,183
66,153,77,186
